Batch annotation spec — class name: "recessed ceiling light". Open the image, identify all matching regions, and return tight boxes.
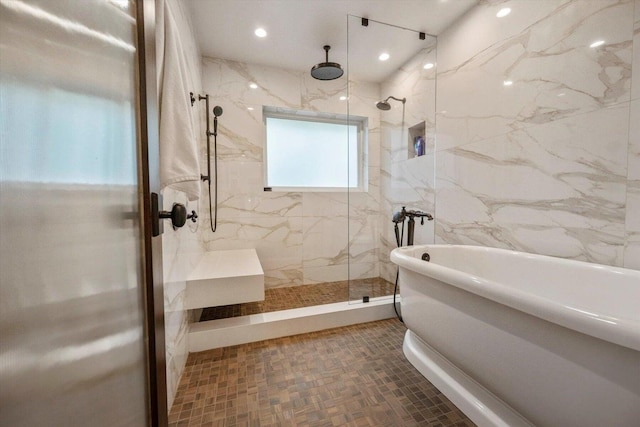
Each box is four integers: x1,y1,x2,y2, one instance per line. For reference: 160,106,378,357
247,107,254,110
589,40,605,48
339,96,347,101
249,82,258,89
254,28,267,38
378,53,390,61
496,8,511,18
503,80,513,86
423,62,435,70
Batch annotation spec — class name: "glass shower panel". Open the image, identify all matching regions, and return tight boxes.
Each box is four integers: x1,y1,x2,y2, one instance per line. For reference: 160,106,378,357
347,16,437,303
0,1,149,425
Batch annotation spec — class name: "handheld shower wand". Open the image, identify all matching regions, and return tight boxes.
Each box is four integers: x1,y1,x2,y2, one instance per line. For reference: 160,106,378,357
212,105,222,136
392,209,406,248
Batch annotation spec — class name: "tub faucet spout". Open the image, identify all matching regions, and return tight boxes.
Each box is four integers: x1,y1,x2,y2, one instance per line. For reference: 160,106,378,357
406,209,433,222
392,207,434,246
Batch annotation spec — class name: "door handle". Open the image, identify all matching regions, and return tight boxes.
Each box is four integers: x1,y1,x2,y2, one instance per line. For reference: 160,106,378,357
152,193,198,236
159,203,191,228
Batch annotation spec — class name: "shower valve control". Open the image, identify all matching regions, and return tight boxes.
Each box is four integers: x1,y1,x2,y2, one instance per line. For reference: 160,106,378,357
159,203,192,229
152,193,198,236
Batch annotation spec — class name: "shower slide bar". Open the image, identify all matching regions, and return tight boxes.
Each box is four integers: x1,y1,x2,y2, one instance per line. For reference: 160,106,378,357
192,92,221,233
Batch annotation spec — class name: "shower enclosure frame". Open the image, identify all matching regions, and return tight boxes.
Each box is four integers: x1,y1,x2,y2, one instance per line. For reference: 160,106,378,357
0,0,168,425
136,0,169,424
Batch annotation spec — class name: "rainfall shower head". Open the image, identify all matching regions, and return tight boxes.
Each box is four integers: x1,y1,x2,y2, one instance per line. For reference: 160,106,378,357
376,96,406,111
311,45,343,80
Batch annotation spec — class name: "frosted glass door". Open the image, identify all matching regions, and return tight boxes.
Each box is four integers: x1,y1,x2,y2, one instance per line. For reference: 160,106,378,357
0,1,150,425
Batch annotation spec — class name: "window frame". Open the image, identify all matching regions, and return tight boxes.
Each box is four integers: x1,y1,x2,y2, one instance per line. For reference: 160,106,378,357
262,106,368,192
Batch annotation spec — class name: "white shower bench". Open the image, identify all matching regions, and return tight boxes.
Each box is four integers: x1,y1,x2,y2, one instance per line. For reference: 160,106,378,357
184,249,264,309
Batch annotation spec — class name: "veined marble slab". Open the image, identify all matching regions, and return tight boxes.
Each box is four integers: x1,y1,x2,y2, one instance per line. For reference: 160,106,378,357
436,0,635,151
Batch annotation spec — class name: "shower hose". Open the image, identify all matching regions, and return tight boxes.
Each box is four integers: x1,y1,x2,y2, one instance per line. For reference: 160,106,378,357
393,220,404,323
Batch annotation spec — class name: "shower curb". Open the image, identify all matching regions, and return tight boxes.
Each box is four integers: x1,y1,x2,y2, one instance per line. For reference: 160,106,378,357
188,298,396,352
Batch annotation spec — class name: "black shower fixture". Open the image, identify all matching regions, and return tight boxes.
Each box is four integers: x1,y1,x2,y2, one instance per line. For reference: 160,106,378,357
197,93,222,233
376,96,406,111
311,45,343,80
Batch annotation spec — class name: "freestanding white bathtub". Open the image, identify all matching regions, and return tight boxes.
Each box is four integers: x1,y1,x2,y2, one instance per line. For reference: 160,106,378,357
390,245,640,427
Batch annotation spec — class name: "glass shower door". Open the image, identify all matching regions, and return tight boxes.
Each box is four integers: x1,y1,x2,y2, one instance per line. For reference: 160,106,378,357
347,15,438,303
0,1,152,425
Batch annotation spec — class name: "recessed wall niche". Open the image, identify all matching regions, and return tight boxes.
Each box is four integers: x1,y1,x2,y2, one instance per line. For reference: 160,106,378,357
408,121,426,159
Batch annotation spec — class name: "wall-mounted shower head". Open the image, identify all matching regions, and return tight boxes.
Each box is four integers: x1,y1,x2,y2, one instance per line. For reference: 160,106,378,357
376,96,406,111
213,106,223,117
376,100,391,111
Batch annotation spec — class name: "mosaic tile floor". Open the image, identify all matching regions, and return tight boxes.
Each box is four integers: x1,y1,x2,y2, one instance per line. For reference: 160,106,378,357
200,278,396,322
169,319,475,427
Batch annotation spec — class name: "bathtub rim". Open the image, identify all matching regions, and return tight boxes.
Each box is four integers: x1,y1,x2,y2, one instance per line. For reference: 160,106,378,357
391,244,640,352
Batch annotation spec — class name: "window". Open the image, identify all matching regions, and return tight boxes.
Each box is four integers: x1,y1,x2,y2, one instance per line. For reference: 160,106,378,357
263,106,367,191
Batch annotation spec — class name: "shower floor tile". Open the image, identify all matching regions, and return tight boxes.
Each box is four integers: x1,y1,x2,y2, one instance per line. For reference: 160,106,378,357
169,319,474,427
200,278,395,321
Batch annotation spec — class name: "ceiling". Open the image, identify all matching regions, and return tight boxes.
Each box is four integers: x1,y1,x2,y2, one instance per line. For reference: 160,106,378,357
186,0,477,83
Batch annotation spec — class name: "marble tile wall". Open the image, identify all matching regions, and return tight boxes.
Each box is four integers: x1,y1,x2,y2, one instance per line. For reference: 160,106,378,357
434,0,639,269
161,0,638,408
159,2,639,409
625,0,640,268
379,46,438,283
162,189,203,408
200,58,381,287
158,0,205,409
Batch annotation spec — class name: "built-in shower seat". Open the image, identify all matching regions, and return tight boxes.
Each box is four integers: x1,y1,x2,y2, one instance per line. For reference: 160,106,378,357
184,249,264,309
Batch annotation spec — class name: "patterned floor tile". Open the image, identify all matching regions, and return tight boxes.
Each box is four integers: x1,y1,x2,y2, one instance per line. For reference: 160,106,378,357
169,319,474,427
201,278,395,321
